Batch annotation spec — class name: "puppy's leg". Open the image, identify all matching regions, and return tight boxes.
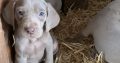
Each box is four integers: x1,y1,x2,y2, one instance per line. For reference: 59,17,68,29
40,38,58,63
44,33,53,63
15,48,27,63
15,56,27,63
45,42,53,63
15,42,27,63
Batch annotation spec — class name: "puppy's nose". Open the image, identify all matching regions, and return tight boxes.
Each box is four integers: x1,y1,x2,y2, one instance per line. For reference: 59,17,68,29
24,27,35,34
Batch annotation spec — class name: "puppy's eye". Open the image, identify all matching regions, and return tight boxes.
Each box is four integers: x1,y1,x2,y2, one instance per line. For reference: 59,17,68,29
39,12,45,16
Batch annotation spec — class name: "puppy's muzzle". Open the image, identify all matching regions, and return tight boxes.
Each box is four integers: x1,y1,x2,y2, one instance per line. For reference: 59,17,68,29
24,23,36,35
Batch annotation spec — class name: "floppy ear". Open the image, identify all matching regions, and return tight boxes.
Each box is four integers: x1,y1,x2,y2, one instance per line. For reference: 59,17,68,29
45,3,60,32
2,0,15,27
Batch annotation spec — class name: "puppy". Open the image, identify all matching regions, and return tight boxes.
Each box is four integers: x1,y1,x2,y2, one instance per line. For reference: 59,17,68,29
82,0,120,63
2,0,60,63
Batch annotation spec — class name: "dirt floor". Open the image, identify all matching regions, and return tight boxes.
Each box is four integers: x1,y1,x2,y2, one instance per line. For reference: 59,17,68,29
52,0,112,63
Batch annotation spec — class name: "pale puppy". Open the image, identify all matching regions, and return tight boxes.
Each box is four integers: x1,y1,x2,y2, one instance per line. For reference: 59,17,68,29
82,0,120,63
2,0,60,63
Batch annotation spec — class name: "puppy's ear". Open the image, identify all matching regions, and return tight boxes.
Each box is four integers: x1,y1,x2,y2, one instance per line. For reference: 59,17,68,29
2,0,15,27
45,3,60,32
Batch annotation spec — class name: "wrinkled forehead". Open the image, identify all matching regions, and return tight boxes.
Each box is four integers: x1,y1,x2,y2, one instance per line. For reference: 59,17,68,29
15,0,47,10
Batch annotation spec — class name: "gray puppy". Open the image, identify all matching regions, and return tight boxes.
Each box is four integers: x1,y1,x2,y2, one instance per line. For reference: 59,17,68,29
82,0,120,63
2,0,60,63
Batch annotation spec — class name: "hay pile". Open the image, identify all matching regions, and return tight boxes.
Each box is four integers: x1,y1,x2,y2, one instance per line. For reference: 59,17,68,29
52,0,112,63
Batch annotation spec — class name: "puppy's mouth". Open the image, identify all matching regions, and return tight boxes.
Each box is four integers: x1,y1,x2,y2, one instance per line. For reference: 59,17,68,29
24,34,37,39
23,30,43,39
28,33,35,37
26,32,38,38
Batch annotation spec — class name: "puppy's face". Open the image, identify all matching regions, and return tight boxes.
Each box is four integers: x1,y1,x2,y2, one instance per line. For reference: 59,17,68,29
14,0,47,39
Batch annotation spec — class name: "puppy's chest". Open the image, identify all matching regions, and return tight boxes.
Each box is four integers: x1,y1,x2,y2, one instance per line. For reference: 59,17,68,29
24,40,45,57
